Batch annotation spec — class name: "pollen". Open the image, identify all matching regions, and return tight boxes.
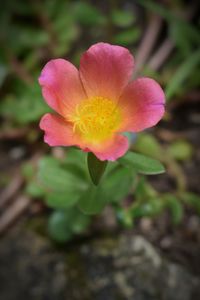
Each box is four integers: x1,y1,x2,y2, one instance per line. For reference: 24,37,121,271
68,96,121,143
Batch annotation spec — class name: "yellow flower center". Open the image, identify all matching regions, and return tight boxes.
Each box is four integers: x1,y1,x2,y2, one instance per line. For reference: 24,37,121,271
68,96,121,143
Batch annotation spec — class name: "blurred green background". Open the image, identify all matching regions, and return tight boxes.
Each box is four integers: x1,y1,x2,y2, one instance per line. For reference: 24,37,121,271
0,0,200,231
0,0,200,299
0,0,200,247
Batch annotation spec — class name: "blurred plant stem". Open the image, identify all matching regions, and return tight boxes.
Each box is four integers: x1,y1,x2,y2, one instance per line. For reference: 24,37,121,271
31,0,58,56
5,48,33,85
135,14,162,75
164,155,187,193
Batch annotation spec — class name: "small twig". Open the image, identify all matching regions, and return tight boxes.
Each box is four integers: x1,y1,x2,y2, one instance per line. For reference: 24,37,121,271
147,38,174,71
166,157,187,193
0,151,43,234
0,151,42,214
146,3,197,71
156,129,185,142
134,14,162,75
0,195,31,235
0,175,24,209
0,128,28,140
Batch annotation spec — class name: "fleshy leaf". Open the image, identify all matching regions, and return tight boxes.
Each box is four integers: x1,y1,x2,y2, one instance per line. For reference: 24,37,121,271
78,184,107,214
87,152,108,185
119,151,165,175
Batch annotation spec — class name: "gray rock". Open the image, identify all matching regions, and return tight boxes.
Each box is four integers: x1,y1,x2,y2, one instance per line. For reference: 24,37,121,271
0,228,199,300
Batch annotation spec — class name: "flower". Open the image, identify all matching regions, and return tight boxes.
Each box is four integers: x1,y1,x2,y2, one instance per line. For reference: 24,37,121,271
39,43,165,161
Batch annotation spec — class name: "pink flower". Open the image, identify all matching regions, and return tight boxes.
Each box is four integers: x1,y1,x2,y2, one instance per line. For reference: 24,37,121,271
39,43,165,161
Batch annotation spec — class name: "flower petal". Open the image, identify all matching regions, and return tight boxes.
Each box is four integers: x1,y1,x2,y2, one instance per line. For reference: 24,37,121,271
119,77,165,132
89,134,129,161
38,59,86,116
80,42,134,101
40,113,78,147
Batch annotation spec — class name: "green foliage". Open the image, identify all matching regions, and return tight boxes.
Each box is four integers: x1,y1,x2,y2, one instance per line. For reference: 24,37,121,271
164,194,183,225
24,149,133,215
38,154,88,209
73,1,106,26
78,185,107,214
0,84,50,124
168,140,193,161
116,175,200,227
48,208,90,243
111,8,140,46
79,163,135,214
116,177,165,225
137,0,200,44
112,28,141,46
25,147,165,221
166,49,200,100
1,0,199,243
131,199,164,218
137,0,200,98
111,10,135,28
103,165,135,203
134,134,163,159
119,151,165,175
87,153,108,185
26,182,45,198
181,193,200,215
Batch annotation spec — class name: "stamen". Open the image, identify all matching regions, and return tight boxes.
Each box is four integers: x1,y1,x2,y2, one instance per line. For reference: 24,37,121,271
68,96,121,142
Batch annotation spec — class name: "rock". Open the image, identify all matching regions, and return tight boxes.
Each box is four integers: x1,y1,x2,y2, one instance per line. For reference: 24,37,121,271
0,227,199,300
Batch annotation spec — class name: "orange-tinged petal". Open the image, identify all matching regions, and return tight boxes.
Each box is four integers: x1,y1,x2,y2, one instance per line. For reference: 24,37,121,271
119,77,165,132
40,113,79,147
80,42,134,101
88,134,129,161
39,59,86,116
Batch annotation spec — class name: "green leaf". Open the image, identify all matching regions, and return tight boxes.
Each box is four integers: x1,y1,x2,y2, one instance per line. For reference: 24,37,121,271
0,84,50,124
38,157,87,192
181,192,200,215
46,192,79,209
116,209,133,228
104,165,135,203
113,28,140,46
78,184,107,214
48,210,73,243
134,177,157,201
73,2,106,26
38,156,88,209
166,49,200,100
168,140,193,161
48,208,90,243
26,182,45,198
134,134,163,159
131,199,163,218
22,162,35,179
71,213,90,234
111,10,135,28
169,21,192,58
79,162,135,214
119,151,165,175
87,152,108,185
164,195,183,225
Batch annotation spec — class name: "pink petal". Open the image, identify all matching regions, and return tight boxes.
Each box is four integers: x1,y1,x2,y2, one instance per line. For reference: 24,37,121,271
38,59,86,116
80,43,134,101
89,134,129,161
119,77,165,132
40,113,78,147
